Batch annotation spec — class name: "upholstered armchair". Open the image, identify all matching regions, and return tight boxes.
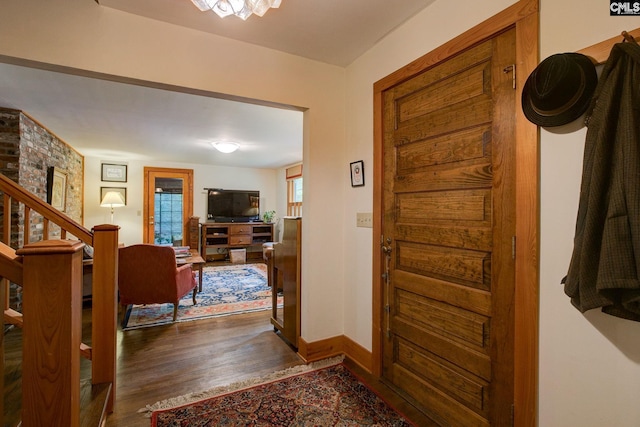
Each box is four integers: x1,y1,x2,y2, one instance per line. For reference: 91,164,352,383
118,244,197,328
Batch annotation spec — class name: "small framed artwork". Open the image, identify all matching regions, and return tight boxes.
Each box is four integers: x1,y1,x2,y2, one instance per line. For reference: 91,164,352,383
46,167,67,211
350,160,364,187
101,163,128,182
100,187,127,205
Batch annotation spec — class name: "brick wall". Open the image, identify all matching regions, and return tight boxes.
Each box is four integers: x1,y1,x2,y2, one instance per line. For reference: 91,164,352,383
0,110,20,180
0,108,84,246
0,110,21,249
0,108,84,310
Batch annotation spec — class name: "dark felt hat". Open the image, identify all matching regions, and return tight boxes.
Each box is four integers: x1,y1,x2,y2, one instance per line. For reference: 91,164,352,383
522,53,598,127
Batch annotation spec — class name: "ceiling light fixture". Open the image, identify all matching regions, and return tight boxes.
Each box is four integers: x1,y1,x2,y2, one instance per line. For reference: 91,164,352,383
189,0,282,20
212,141,240,153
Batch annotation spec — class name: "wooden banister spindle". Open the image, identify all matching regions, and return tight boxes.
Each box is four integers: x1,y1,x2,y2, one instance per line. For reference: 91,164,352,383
3,193,10,245
91,224,119,413
24,206,31,244
43,217,49,240
3,193,11,312
18,239,84,427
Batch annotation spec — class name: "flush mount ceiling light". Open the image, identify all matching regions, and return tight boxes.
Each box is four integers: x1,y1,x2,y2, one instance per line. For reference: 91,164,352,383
212,141,240,153
189,0,282,20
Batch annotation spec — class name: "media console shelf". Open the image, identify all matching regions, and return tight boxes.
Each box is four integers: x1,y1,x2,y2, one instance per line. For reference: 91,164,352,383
200,222,274,261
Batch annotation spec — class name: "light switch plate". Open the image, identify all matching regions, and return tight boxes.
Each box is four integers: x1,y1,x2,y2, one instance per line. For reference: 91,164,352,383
356,212,373,228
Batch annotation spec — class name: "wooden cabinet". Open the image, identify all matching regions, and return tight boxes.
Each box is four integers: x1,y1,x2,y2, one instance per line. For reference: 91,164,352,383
228,224,252,246
186,216,200,251
271,217,301,348
200,222,274,261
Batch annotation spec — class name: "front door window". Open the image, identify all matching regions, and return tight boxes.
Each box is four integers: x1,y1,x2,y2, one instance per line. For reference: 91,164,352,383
154,177,184,245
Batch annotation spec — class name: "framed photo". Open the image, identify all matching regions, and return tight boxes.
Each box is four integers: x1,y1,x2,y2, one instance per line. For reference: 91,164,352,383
46,167,67,211
100,187,127,205
101,163,128,182
350,160,365,187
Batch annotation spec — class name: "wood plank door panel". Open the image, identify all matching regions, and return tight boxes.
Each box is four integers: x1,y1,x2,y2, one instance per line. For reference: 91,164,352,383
382,29,516,426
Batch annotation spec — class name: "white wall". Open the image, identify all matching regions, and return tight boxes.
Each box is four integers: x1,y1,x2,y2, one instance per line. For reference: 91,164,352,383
0,0,346,343
84,156,278,247
537,2,640,426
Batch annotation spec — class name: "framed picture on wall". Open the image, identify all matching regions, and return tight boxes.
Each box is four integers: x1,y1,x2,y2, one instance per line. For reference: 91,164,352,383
350,160,364,187
46,167,67,212
101,163,128,182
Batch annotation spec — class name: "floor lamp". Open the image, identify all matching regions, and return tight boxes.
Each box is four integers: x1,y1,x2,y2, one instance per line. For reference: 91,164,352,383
100,191,125,224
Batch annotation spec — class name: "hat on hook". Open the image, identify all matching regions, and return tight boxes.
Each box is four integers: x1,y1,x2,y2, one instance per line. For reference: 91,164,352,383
522,52,598,127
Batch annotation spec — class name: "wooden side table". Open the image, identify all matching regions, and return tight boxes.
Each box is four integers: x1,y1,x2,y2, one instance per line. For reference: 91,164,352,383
177,250,206,292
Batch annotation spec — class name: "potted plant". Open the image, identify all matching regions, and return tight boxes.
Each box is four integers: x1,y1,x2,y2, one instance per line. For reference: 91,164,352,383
262,210,276,223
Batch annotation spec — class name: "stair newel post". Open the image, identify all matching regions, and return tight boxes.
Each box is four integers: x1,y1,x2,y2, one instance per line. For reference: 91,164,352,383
17,239,84,427
90,224,119,413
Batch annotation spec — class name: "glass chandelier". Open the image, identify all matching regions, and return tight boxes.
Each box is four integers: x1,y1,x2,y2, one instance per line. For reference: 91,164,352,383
190,0,282,20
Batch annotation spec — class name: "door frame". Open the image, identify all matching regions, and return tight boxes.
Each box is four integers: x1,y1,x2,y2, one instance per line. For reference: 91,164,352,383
372,0,539,425
143,167,194,245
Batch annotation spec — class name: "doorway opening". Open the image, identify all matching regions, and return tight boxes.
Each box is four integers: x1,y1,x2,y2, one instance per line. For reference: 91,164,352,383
143,167,194,246
153,178,185,246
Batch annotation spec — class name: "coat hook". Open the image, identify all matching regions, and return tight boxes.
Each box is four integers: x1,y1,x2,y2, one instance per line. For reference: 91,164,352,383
622,31,638,44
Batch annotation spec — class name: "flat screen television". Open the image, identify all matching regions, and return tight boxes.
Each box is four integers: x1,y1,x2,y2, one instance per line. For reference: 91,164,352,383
207,189,260,222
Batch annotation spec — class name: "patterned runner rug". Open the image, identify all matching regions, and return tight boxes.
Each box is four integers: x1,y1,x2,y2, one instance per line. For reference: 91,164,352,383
124,263,278,330
143,357,416,426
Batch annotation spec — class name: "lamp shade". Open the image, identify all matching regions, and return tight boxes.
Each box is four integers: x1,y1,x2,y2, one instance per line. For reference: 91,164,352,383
100,191,125,207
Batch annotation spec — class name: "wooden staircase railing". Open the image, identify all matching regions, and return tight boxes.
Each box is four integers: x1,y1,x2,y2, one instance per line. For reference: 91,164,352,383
0,172,119,426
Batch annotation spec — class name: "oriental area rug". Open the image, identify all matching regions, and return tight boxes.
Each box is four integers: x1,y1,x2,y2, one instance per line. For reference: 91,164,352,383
143,357,416,427
124,263,279,330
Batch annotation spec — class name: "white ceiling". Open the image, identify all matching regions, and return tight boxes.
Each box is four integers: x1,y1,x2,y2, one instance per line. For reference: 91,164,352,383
98,0,433,67
0,0,434,169
0,62,304,169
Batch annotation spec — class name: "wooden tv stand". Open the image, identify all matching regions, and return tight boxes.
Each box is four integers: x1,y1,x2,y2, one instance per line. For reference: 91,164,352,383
200,222,274,261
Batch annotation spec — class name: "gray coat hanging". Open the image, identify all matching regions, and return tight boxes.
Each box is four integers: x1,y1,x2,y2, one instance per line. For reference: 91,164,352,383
563,40,640,321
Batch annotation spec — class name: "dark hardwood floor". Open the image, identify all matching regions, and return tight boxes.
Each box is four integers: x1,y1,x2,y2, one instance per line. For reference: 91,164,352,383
5,307,435,426
108,310,306,426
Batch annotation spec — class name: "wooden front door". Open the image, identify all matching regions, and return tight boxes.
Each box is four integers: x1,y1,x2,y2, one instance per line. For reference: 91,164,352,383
143,167,194,245
381,29,517,426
